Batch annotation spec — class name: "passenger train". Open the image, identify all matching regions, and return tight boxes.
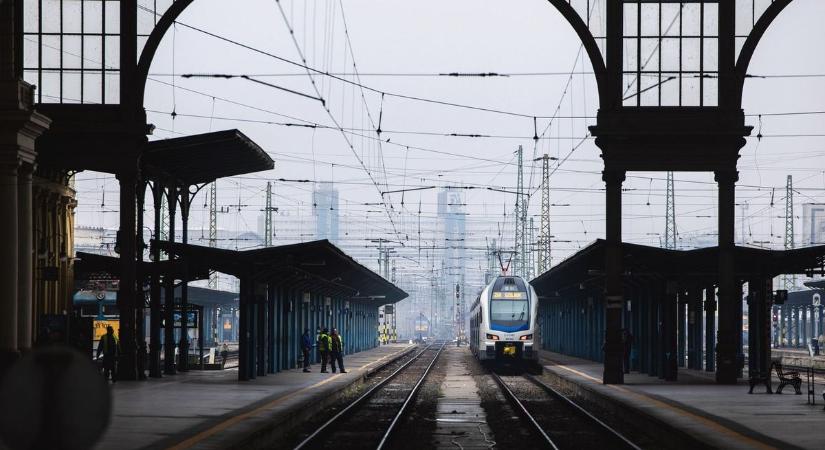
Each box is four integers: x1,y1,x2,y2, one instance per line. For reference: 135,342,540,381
469,275,541,372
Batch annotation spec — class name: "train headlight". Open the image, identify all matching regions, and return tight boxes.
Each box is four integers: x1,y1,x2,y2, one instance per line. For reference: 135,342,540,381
519,334,533,341
486,333,499,341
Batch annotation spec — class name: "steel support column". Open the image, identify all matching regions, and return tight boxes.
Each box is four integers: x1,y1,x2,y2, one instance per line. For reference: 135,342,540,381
268,284,276,374
238,277,250,381
747,278,772,380
135,180,147,379
117,169,139,380
639,288,650,375
178,193,190,372
149,183,163,377
802,307,808,348
663,282,678,381
603,170,625,384
256,282,267,377
689,286,705,370
163,185,177,375
705,285,716,371
715,170,739,384
677,290,687,368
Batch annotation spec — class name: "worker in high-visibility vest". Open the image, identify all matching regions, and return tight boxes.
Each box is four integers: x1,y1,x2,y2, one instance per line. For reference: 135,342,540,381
96,326,120,382
318,328,331,373
330,328,346,373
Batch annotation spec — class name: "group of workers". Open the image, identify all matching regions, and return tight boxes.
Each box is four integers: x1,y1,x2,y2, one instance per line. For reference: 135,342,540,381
98,324,348,381
301,327,346,374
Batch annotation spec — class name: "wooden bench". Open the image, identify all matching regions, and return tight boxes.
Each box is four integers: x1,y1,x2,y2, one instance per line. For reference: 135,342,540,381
773,362,802,395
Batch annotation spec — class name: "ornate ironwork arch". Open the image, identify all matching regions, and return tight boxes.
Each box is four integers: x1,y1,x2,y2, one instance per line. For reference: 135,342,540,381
135,0,194,108
545,0,608,108
734,0,794,106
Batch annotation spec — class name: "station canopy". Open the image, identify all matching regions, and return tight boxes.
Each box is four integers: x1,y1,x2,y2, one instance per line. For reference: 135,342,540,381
152,239,408,304
74,251,209,282
142,129,273,186
532,239,825,296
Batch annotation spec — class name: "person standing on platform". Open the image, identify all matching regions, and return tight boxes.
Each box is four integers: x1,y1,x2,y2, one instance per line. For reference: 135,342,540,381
330,328,346,373
623,329,634,374
220,343,229,369
96,326,120,383
301,329,313,373
315,327,322,363
318,328,331,373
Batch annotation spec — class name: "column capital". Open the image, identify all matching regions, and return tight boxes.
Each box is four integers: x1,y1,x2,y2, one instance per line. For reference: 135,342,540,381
17,161,35,177
714,170,739,184
602,170,626,184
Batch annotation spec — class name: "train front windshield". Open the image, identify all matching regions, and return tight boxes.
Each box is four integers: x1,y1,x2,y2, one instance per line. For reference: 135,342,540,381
489,277,530,332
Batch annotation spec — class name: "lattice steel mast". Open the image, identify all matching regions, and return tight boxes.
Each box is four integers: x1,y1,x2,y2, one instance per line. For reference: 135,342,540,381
263,181,277,247
665,171,676,249
784,175,795,289
514,145,527,277
536,154,552,273
208,182,218,288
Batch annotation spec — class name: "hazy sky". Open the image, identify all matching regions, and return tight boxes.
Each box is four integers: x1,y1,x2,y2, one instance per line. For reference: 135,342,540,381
72,0,825,292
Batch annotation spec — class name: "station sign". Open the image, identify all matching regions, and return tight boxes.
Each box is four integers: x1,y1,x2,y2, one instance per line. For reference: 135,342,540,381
93,320,120,341
160,307,199,328
492,291,526,299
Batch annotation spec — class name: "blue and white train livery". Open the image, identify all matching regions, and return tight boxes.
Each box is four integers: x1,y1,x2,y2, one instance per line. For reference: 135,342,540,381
469,276,540,371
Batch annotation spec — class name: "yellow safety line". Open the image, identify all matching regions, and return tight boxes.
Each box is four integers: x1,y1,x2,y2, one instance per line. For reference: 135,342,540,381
166,346,410,450
550,363,777,450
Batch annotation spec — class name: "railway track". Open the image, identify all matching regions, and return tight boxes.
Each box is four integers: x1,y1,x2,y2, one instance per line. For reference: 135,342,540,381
491,371,641,450
293,341,447,450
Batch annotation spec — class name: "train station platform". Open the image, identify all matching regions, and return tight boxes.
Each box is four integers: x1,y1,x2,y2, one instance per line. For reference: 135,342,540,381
93,343,414,450
538,350,824,450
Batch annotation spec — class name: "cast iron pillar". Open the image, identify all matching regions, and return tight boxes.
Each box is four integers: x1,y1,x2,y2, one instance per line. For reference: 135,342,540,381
163,184,177,375
256,283,267,377
677,291,687,368
705,285,717,371
715,170,739,384
117,169,139,380
135,180,147,379
663,281,678,381
178,192,190,372
239,278,249,381
149,183,163,377
603,169,625,384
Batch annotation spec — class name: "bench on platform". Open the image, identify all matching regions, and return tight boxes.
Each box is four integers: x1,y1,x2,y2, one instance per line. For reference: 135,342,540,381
747,368,773,394
773,362,802,395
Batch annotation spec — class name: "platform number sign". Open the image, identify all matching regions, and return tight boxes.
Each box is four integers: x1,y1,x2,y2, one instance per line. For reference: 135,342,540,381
814,293,821,307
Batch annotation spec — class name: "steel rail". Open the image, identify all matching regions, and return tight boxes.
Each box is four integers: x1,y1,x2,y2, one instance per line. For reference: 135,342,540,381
293,342,443,450
490,372,559,450
524,374,642,450
376,341,447,450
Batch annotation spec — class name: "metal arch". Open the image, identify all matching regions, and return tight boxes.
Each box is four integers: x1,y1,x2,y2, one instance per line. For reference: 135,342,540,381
135,0,195,108
734,0,794,105
545,0,608,108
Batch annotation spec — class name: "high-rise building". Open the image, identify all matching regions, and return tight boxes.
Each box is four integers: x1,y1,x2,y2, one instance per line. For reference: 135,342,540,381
802,203,825,246
437,188,466,337
313,183,340,243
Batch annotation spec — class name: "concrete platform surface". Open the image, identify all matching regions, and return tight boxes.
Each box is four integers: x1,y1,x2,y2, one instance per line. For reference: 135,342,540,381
95,343,414,450
539,350,825,450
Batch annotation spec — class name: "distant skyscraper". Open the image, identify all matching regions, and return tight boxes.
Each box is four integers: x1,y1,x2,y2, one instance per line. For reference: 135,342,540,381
437,188,466,335
802,203,825,246
313,183,339,243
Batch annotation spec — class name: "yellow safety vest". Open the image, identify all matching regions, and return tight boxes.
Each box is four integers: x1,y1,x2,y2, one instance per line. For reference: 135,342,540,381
318,333,331,351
